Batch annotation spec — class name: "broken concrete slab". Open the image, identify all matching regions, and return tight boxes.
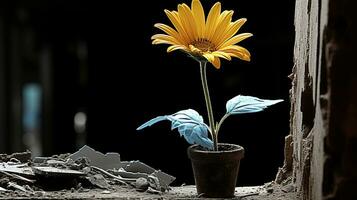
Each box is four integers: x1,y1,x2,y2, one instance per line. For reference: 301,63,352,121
69,145,121,170
0,163,35,177
0,170,35,184
0,186,6,191
68,146,175,191
32,166,85,178
123,161,175,187
0,146,176,196
110,168,149,180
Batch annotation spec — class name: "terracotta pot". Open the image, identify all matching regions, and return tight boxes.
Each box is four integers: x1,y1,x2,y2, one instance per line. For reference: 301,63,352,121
187,143,244,198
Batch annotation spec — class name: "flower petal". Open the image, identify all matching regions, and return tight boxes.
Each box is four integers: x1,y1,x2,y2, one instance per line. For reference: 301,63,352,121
202,53,215,63
211,56,221,69
154,23,185,44
225,50,251,61
191,0,205,38
167,45,188,53
221,45,251,57
152,39,175,45
151,34,181,45
216,18,247,46
189,44,202,54
228,52,250,61
164,9,190,43
211,10,233,44
211,51,232,60
218,33,253,49
205,2,221,40
178,4,197,41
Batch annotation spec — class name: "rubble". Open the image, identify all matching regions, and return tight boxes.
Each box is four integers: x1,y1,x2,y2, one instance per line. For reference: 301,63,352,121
33,166,85,178
69,145,121,170
86,174,110,189
135,177,149,191
0,145,176,198
0,151,31,163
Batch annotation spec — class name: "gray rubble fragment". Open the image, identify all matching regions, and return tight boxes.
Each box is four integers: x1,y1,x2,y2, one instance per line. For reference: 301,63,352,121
86,174,110,189
146,187,162,194
32,166,85,177
123,161,175,188
0,170,35,183
46,159,66,165
69,145,121,170
101,190,111,194
0,151,31,163
69,146,175,191
0,163,35,177
135,177,149,191
110,168,148,179
148,175,162,191
8,182,29,193
0,186,6,191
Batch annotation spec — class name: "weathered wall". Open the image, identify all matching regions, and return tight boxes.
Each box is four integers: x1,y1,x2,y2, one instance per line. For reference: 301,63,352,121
322,0,357,199
284,0,357,199
288,0,327,199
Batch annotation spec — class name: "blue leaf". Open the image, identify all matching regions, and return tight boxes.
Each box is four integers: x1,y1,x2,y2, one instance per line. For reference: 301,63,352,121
226,95,283,115
137,109,213,150
136,116,169,130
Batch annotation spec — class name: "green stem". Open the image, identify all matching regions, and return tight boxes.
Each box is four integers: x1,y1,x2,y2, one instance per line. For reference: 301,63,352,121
216,113,230,137
199,61,218,151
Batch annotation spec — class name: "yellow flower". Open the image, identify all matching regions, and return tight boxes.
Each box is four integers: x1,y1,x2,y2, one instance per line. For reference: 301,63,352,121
151,0,252,69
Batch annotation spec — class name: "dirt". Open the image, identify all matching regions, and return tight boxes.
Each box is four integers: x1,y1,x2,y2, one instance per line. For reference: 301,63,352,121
0,148,299,199
0,182,299,199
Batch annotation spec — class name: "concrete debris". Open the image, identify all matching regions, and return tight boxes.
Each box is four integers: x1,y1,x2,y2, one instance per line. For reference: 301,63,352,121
69,145,121,170
8,182,30,193
0,151,31,163
0,170,35,183
32,157,49,164
33,166,85,178
0,145,175,196
282,184,295,193
86,174,110,189
148,175,161,191
91,165,134,184
146,187,162,194
122,161,175,188
46,159,66,166
0,186,6,191
101,190,111,194
8,158,21,164
0,163,35,177
110,168,148,179
135,177,149,191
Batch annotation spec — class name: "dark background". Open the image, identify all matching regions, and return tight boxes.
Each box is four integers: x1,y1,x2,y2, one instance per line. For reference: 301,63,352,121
0,0,295,186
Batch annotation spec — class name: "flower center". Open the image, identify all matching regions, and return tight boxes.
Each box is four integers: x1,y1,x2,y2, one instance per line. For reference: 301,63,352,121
191,39,216,53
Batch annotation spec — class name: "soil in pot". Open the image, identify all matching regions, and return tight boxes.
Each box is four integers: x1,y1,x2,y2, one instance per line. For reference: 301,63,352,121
187,143,244,198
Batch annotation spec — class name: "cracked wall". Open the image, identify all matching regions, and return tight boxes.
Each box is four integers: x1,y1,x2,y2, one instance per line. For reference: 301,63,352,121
285,0,357,199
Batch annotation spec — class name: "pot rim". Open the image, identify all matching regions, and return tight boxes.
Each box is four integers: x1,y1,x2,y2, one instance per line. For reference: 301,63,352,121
188,143,244,154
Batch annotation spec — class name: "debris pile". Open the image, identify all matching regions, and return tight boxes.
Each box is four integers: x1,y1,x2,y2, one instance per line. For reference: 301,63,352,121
0,145,175,197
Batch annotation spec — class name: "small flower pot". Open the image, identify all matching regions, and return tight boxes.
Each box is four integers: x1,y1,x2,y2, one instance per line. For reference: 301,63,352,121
187,143,244,198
